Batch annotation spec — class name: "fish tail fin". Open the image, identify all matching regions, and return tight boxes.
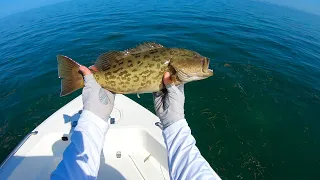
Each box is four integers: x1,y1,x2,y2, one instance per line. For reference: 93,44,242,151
57,55,84,96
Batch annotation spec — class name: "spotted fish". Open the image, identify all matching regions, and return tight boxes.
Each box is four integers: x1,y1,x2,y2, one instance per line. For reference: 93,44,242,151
57,42,214,96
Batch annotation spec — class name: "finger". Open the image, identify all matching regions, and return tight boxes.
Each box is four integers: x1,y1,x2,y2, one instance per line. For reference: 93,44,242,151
89,65,99,72
163,72,173,86
163,72,178,93
79,65,92,76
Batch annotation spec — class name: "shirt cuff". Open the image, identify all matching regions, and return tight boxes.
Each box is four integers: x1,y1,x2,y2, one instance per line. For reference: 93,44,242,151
163,119,188,137
80,110,109,134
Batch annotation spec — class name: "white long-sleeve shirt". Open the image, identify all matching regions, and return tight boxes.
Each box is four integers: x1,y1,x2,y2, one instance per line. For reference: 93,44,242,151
51,110,219,180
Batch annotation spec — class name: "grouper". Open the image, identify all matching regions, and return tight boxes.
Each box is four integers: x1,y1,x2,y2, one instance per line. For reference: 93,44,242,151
57,42,214,96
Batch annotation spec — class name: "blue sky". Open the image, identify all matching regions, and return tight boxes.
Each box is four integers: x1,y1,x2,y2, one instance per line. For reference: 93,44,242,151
0,0,319,18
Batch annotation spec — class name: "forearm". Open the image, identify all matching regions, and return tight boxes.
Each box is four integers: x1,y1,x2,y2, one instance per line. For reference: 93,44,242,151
51,110,109,180
163,119,219,180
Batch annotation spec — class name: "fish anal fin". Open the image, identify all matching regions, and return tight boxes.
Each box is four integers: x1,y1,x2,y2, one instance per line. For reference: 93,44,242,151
124,42,164,54
94,51,124,71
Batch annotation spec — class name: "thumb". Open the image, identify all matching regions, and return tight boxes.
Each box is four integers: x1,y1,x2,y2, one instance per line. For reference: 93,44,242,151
79,65,92,76
163,72,180,94
163,72,173,86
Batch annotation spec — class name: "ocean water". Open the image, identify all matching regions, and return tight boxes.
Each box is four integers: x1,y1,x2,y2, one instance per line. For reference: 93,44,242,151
1,0,320,179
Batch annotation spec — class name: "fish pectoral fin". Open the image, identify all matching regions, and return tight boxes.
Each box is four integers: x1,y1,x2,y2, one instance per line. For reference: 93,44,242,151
95,51,124,71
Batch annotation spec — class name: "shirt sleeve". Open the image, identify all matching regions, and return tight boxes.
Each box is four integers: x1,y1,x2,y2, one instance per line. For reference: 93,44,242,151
51,110,109,180
163,119,220,180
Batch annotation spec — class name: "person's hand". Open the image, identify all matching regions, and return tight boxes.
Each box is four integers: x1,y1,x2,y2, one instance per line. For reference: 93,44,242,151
153,72,185,129
79,66,115,121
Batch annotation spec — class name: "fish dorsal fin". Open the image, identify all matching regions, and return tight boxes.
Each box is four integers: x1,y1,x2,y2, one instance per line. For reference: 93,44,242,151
124,42,164,54
94,51,124,71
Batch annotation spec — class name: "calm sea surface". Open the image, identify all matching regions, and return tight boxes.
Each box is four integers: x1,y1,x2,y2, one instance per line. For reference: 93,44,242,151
1,0,320,179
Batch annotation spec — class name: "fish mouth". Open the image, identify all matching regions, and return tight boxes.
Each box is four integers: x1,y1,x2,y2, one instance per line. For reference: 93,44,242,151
202,58,214,76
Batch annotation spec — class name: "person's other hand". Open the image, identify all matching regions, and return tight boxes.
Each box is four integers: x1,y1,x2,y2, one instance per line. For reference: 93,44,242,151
79,66,115,121
153,72,185,129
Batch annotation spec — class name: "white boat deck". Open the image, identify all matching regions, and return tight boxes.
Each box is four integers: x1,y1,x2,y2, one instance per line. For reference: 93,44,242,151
0,95,171,179
0,94,220,179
